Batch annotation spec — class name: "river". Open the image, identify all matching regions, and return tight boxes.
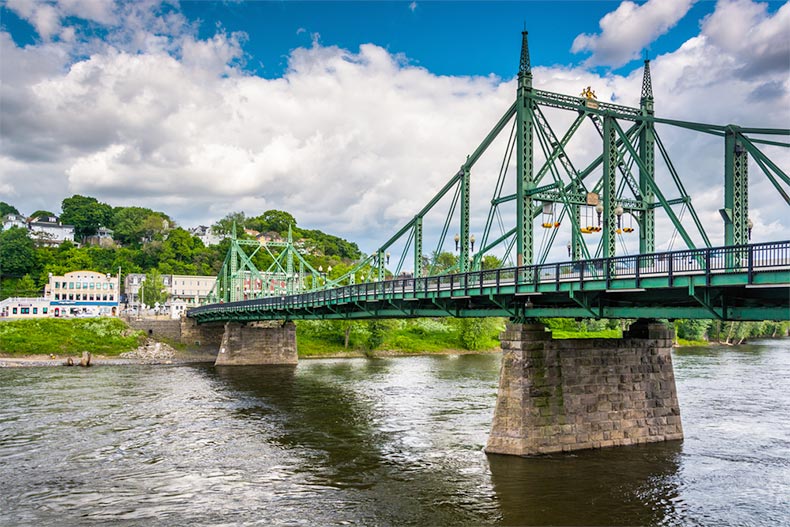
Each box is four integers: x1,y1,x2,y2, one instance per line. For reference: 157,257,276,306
1,340,789,526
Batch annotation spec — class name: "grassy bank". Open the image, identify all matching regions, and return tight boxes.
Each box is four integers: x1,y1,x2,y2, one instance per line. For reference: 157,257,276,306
0,318,145,356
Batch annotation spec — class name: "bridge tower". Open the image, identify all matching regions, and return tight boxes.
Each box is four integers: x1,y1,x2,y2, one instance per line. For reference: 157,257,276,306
516,30,535,266
639,59,656,255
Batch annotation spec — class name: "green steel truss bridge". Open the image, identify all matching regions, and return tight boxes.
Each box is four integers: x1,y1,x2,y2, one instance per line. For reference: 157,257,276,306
189,32,790,325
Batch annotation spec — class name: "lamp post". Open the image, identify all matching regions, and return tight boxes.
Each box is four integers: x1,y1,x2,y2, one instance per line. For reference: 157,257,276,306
470,234,476,252
747,218,754,241
454,233,460,252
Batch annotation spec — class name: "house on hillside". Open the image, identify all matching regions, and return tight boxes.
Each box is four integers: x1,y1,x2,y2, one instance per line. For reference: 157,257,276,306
84,226,115,247
2,213,27,230
189,225,224,246
28,215,76,246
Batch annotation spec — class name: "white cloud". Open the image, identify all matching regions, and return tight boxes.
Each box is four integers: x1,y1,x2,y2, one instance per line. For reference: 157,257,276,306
5,0,118,41
1,0,787,259
572,0,695,68
409,2,418,13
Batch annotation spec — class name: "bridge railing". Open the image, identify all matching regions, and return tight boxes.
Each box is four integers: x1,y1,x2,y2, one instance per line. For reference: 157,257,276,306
188,241,790,317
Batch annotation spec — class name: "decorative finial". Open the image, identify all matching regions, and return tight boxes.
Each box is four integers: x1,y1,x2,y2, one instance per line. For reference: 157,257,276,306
519,30,531,82
641,58,653,102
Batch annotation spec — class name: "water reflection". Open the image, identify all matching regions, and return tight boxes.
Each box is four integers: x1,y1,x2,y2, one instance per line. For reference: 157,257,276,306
209,359,499,525
489,441,683,526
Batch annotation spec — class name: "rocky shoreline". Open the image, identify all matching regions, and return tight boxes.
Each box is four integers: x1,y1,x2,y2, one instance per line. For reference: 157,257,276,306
0,339,216,368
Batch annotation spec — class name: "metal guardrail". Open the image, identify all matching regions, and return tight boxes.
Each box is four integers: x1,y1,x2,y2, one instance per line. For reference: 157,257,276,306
189,241,790,317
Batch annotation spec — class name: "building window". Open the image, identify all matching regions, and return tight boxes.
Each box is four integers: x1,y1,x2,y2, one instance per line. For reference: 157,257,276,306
90,283,95,289
109,283,114,290
69,282,74,289
12,308,17,314
43,308,48,314
33,308,38,314
55,294,60,300
69,294,74,301
55,281,60,288
110,295,114,301
21,308,30,314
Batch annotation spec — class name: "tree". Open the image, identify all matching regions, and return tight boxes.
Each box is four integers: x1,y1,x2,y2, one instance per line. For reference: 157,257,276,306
0,227,35,277
140,269,168,308
481,255,502,270
248,209,297,234
109,206,171,246
0,201,19,216
29,210,55,220
60,195,112,240
213,211,246,235
429,251,458,273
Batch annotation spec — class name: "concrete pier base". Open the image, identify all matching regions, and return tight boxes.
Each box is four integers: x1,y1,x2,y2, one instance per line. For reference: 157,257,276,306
485,319,682,456
215,321,297,366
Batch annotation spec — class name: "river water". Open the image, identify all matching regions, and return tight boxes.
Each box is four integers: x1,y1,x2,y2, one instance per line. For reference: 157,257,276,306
1,340,789,526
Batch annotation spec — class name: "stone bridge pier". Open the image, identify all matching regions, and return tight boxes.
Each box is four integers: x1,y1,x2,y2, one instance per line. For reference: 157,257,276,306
486,319,683,456
215,321,297,366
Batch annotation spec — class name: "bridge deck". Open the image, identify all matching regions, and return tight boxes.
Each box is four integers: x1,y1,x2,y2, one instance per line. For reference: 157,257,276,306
189,241,790,323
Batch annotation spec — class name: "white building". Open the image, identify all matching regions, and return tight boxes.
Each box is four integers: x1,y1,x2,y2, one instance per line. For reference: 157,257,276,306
2,213,27,230
0,297,51,318
189,225,224,246
28,216,76,246
45,270,120,317
124,273,217,309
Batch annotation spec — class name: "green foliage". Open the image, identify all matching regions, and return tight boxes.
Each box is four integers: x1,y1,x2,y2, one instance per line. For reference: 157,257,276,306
0,201,20,216
675,319,711,341
429,251,457,274
296,227,361,259
0,318,145,355
109,206,171,246
481,255,502,270
213,211,246,235
140,269,168,307
366,320,388,350
0,227,35,277
60,195,112,240
247,210,297,234
454,318,500,350
541,318,624,339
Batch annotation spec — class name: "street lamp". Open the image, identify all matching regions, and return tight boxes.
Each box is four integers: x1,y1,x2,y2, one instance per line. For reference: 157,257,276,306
595,203,604,226
454,233,460,252
470,234,476,252
385,252,390,265
747,218,754,240
615,205,624,232
567,242,572,257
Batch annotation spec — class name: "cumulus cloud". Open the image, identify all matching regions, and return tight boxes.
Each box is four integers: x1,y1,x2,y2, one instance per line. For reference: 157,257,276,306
1,0,787,258
5,0,117,40
572,0,695,68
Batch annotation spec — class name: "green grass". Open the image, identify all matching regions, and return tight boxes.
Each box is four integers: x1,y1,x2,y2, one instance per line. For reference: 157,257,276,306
550,328,623,339
675,338,709,347
296,334,357,357
0,318,145,356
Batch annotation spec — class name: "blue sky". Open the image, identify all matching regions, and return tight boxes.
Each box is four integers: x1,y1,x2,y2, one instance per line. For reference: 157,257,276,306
3,1,730,77
1,1,788,258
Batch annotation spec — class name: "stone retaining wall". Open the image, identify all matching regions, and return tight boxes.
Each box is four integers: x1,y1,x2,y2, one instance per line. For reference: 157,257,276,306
486,319,683,456
125,318,182,341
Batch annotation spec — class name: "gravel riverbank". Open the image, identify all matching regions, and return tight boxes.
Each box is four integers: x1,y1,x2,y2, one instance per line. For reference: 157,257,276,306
0,339,216,368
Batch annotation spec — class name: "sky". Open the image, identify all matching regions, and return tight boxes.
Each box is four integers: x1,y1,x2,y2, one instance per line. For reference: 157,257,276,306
1,0,788,263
